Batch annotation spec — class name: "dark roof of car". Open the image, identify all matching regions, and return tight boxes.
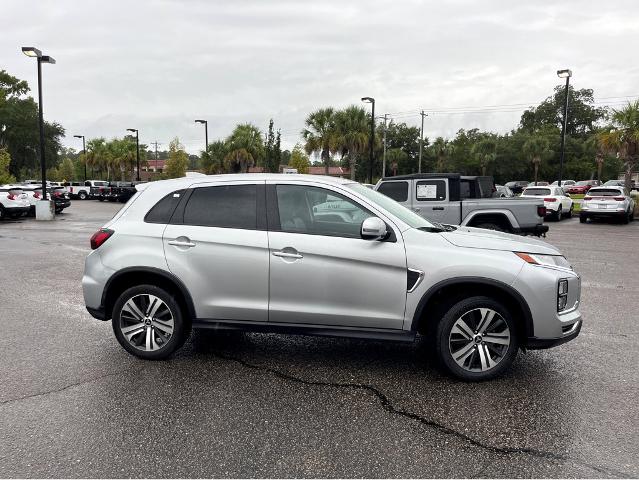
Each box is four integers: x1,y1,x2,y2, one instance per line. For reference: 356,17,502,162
381,173,461,181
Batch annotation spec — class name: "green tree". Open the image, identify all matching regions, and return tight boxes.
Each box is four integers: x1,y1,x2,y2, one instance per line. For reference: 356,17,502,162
302,107,335,176
523,136,552,185
164,137,189,179
0,148,16,184
289,144,310,173
333,106,369,180
264,119,280,173
57,157,75,182
385,148,409,176
0,70,64,178
598,100,639,192
201,140,227,174
224,124,264,173
471,137,497,175
430,137,453,172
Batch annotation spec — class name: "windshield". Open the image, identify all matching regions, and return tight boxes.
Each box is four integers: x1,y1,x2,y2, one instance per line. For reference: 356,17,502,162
603,180,623,186
347,183,437,229
523,188,551,196
576,181,589,186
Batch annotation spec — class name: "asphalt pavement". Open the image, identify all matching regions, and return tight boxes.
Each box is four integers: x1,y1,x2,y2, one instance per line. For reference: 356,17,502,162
0,200,637,478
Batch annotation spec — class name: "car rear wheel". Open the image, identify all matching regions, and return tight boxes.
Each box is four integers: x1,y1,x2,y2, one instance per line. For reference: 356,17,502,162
112,285,188,360
78,191,87,200
435,296,518,381
555,206,563,221
565,204,573,218
580,214,588,223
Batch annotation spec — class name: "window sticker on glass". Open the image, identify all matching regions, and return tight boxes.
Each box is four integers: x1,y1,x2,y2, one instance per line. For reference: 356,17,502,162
417,184,438,199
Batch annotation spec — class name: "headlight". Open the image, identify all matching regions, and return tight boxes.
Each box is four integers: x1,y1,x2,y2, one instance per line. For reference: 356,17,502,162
514,252,572,269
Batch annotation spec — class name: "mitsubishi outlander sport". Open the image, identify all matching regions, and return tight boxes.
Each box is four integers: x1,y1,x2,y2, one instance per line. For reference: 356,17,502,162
83,174,582,381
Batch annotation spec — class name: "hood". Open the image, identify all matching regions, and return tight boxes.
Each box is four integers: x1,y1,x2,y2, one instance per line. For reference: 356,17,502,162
439,226,560,255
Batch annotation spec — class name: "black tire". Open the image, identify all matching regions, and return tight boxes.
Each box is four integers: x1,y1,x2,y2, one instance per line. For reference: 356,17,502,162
622,211,630,224
0,205,5,221
112,284,188,360
78,191,87,200
579,214,587,224
565,205,573,218
555,206,562,221
475,223,506,233
435,296,518,381
98,197,104,202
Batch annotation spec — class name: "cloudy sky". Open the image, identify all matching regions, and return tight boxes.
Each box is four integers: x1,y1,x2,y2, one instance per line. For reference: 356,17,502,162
2,0,639,155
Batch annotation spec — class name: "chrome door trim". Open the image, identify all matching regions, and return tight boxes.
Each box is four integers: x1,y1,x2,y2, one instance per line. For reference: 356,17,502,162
407,268,424,293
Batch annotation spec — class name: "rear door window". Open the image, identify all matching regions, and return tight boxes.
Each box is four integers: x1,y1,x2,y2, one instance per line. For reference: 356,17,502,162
183,184,257,229
377,181,409,202
145,190,185,224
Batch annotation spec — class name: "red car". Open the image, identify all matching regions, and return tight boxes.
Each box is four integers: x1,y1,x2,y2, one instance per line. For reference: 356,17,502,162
567,180,600,194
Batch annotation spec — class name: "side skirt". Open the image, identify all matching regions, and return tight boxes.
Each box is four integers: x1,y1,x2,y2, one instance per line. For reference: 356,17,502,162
192,319,417,343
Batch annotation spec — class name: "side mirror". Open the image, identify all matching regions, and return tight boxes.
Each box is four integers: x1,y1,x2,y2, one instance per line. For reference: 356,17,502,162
361,217,388,240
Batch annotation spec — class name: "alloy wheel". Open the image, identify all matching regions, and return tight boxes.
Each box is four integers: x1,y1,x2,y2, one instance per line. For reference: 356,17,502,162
448,307,511,372
119,294,175,351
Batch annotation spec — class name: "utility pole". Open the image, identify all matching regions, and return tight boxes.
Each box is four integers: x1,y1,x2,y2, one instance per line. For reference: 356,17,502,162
150,141,161,171
382,114,388,178
418,110,427,173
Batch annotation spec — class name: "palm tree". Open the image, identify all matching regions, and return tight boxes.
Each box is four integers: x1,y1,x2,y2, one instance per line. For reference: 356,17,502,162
471,138,497,176
522,136,551,185
224,124,264,173
302,108,335,176
202,140,227,174
333,106,369,180
85,138,108,179
431,137,453,172
598,100,639,193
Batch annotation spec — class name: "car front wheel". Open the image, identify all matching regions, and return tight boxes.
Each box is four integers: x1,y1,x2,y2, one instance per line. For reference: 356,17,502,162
435,296,518,381
79,191,87,200
112,285,188,360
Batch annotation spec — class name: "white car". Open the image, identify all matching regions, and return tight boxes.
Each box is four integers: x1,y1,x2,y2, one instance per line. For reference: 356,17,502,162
520,186,573,221
18,184,45,215
0,185,30,220
551,180,576,188
580,186,636,224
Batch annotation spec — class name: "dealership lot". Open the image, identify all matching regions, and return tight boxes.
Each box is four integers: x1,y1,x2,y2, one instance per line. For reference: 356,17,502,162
0,201,637,478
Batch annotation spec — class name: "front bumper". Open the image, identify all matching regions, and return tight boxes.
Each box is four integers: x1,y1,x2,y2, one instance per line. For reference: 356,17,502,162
526,319,582,349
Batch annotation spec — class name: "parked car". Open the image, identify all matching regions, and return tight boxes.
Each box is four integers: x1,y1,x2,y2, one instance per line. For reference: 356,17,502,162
96,181,142,202
43,186,72,214
17,184,44,215
63,180,105,200
603,179,638,190
528,181,549,187
520,186,573,221
0,185,30,220
494,185,515,198
504,181,529,195
375,173,548,236
551,180,576,188
567,180,600,195
580,186,635,224
83,174,582,381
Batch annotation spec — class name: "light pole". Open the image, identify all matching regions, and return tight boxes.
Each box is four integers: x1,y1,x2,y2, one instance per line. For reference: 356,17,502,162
557,69,572,187
195,119,209,154
419,110,427,173
73,135,86,181
22,47,55,205
381,114,388,178
126,128,140,181
361,97,375,184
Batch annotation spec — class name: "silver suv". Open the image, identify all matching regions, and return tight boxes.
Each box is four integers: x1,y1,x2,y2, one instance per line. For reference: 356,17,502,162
83,174,582,380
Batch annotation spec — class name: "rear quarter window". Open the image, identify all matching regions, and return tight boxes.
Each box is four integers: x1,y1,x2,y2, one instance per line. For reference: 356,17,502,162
145,190,185,223
377,181,409,202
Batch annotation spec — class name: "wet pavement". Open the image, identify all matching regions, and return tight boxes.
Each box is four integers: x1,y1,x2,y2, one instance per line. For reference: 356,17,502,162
0,201,637,478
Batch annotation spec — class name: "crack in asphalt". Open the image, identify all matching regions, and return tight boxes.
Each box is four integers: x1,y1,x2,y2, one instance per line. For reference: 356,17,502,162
0,367,143,407
212,351,632,479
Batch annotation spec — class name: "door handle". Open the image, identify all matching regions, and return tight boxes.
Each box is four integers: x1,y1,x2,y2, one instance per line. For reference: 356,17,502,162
168,239,196,248
272,250,303,259
413,207,421,212
432,206,444,211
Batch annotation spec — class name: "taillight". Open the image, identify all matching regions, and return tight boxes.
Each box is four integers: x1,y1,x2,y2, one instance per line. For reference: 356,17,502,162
54,191,61,197
584,196,592,201
90,228,114,250
33,191,41,199
614,196,625,201
537,205,547,217
70,187,74,193
544,197,557,202
7,193,15,200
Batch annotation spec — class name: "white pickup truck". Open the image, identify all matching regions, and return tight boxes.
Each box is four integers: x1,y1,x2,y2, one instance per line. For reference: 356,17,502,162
375,173,549,236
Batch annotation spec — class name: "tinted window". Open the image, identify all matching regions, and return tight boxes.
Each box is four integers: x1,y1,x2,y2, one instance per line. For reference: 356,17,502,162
588,189,624,197
184,184,257,229
523,188,551,196
377,181,408,202
276,184,372,238
145,190,185,224
460,180,472,199
477,177,494,198
415,180,446,201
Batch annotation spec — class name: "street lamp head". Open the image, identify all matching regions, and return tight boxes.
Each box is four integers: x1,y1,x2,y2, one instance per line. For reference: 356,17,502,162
361,97,375,104
73,135,83,139
126,128,138,133
41,56,56,64
195,119,207,124
557,69,572,78
21,47,42,58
